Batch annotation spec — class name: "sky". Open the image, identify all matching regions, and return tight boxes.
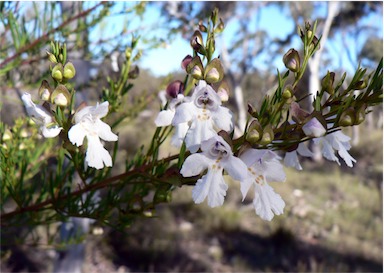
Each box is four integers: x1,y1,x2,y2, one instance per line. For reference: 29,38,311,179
89,2,383,78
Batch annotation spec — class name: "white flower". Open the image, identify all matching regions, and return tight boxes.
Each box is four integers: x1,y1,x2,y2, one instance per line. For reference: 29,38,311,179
302,117,326,137
172,80,233,153
68,101,118,169
283,142,314,171
21,92,62,138
240,149,286,221
180,135,247,207
313,130,356,167
155,94,189,147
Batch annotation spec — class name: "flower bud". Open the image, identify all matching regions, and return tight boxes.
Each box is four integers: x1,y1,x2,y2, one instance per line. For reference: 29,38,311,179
354,105,366,125
2,129,12,141
190,30,204,53
302,117,326,137
20,128,28,138
290,102,310,124
211,8,219,25
246,120,263,144
38,80,52,101
283,48,300,73
51,64,64,82
204,58,224,84
63,62,76,79
216,80,230,102
214,18,225,33
259,124,274,145
321,71,335,95
198,21,207,33
283,85,294,99
186,56,204,80
125,48,132,59
51,84,71,107
352,77,368,90
248,103,258,118
308,35,321,51
339,107,355,127
166,80,184,98
46,51,57,63
181,55,193,71
128,65,140,79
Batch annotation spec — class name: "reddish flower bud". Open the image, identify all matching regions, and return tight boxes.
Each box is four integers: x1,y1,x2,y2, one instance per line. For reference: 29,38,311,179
166,80,184,98
181,55,193,71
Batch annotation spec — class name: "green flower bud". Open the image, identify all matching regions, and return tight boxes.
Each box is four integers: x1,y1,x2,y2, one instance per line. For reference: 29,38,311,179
2,129,12,141
20,128,28,138
259,124,274,145
352,77,369,90
187,56,204,80
46,51,57,63
51,84,71,107
125,48,132,59
204,58,224,84
246,120,263,144
38,80,52,101
215,18,225,33
216,80,230,102
354,105,366,125
283,85,294,99
339,108,355,127
283,48,300,73
51,64,64,82
321,71,335,95
63,62,76,79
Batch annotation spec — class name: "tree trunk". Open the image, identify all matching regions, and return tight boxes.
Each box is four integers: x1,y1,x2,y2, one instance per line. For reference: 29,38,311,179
307,2,340,161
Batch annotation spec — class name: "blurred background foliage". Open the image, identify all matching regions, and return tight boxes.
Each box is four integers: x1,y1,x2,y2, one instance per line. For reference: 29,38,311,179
1,1,383,272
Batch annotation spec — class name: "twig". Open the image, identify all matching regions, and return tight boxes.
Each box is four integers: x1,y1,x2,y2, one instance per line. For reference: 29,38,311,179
0,2,104,68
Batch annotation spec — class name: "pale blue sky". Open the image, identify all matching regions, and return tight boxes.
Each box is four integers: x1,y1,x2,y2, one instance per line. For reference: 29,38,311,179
89,2,383,77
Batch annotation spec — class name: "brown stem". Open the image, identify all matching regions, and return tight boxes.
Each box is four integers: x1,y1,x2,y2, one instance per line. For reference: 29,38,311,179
1,154,180,222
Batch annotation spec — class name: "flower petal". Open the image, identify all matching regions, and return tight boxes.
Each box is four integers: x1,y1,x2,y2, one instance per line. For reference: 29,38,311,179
85,135,113,169
21,92,53,125
337,144,356,167
95,119,118,142
284,151,303,170
154,109,175,127
180,153,212,177
170,123,189,147
221,155,248,181
68,123,87,147
297,143,314,157
212,106,233,132
172,102,195,125
239,148,265,166
91,101,109,119
240,177,254,201
41,125,62,138
320,138,340,165
253,182,285,221
302,117,326,137
185,119,216,153
192,169,228,207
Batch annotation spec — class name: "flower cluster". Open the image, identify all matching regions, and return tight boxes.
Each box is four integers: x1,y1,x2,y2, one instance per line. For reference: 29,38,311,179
155,80,289,220
21,93,118,170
